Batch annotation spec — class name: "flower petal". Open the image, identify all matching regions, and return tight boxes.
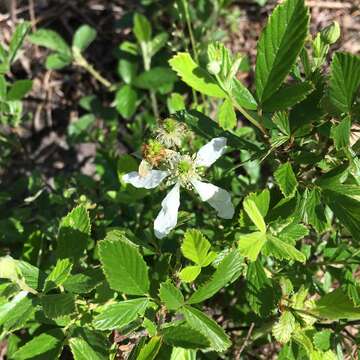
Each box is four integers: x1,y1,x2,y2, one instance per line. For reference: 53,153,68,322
191,179,234,219
122,170,169,189
195,137,227,167
154,183,181,239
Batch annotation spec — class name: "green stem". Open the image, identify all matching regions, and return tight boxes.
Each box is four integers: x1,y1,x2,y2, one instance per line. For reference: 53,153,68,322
73,48,113,90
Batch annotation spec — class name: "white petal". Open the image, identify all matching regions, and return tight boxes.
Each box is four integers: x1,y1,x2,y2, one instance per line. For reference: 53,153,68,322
154,183,181,239
195,137,227,167
191,179,234,219
122,170,169,189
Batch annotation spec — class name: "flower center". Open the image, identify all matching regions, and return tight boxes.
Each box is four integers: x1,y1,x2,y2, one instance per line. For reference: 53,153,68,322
163,118,177,133
142,140,166,166
178,159,192,174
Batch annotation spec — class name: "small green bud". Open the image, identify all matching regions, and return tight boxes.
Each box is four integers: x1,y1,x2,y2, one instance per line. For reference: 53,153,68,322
321,21,340,45
207,60,221,75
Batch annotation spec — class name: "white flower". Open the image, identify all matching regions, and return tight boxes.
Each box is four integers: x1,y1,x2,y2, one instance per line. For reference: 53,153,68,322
122,137,234,238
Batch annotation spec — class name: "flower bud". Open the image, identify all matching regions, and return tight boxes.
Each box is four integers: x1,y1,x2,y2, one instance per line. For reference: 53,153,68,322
321,21,340,45
207,60,221,75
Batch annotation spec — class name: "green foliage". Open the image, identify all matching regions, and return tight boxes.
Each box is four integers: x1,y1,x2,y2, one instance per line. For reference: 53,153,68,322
1,1,359,358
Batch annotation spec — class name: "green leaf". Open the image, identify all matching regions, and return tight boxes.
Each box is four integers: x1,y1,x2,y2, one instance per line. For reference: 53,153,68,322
7,80,32,101
167,93,185,114
149,32,168,57
265,236,306,263
45,52,72,69
170,348,197,360
133,13,152,43
98,231,149,295
238,231,267,261
159,281,184,311
0,75,6,100
12,329,64,360
73,25,97,52
181,305,231,352
161,322,210,349
305,188,328,233
246,260,274,316
218,98,237,130
117,58,137,85
255,0,309,103
330,116,351,150
43,258,73,293
272,311,296,343
56,205,91,261
63,268,104,294
169,53,226,98
9,22,30,63
243,197,266,233
262,81,314,112
329,52,360,113
272,111,290,135
17,260,46,291
29,29,72,56
41,293,75,319
274,162,298,198
231,78,257,110
313,330,332,351
315,289,360,320
181,229,214,266
133,67,177,90
278,223,309,244
136,336,162,360
179,265,201,283
69,337,103,360
115,84,137,119
323,190,360,242
0,291,34,331
188,250,242,304
93,298,149,330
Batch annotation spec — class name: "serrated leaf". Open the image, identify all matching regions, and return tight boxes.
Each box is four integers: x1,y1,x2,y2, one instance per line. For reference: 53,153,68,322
313,330,332,351
98,232,149,295
115,84,137,119
238,231,267,261
188,250,242,304
137,336,162,360
218,98,237,130
329,52,360,113
56,205,91,261
12,329,64,360
305,188,328,233
255,0,309,103
73,25,97,52
29,29,71,56
181,305,231,352
231,78,257,110
330,116,351,150
272,111,290,135
159,281,184,311
181,229,213,266
278,223,309,245
243,197,266,233
246,260,274,316
69,337,103,360
0,291,34,331
63,268,104,294
179,266,201,283
323,189,360,242
161,322,210,349
17,260,46,291
170,348,197,360
169,53,226,98
262,81,314,112
265,236,306,263
93,298,149,330
41,293,75,319
274,162,298,198
43,258,73,293
272,311,296,343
